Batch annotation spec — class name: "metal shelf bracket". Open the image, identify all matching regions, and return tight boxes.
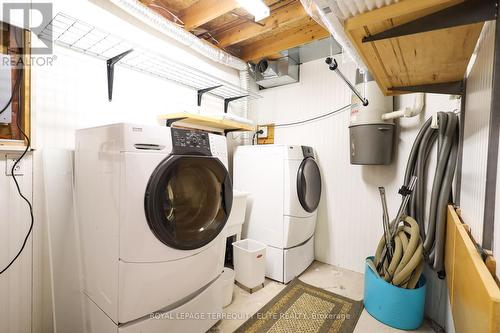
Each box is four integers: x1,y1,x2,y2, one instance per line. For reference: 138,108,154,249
197,85,222,106
224,95,248,113
107,49,133,101
165,117,187,127
389,81,465,95
362,0,497,43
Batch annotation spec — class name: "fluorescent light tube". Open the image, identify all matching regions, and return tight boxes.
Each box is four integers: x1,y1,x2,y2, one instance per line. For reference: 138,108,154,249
236,0,270,21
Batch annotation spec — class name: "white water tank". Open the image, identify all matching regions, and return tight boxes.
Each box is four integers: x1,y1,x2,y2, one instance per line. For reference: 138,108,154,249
349,70,394,165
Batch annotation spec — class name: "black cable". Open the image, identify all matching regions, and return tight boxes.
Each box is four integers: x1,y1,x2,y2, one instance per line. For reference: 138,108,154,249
0,66,23,116
252,129,263,145
274,104,352,128
0,68,34,275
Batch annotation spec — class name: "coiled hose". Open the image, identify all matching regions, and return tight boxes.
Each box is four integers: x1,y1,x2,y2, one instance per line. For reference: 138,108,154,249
403,112,459,274
374,216,424,289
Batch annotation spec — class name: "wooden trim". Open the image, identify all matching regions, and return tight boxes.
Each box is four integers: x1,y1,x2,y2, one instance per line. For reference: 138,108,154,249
0,26,31,148
257,124,274,144
23,29,31,146
215,1,307,47
445,205,500,332
240,18,329,62
181,0,239,31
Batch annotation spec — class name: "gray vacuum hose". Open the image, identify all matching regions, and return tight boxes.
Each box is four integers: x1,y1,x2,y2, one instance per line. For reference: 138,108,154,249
374,216,424,289
403,112,459,274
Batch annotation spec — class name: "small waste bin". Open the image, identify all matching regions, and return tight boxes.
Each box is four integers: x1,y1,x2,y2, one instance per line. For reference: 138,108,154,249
221,267,235,307
232,239,266,290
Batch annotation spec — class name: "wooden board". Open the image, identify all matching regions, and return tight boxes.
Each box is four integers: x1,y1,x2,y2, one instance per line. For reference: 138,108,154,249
0,26,31,148
344,0,483,95
257,124,274,144
159,112,255,132
239,17,329,61
445,206,500,333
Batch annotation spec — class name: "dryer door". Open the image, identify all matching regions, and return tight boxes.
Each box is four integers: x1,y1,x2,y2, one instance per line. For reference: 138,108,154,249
297,157,322,213
145,155,232,250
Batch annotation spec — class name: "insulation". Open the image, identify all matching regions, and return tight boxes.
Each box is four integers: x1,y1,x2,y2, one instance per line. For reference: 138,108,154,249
334,0,399,19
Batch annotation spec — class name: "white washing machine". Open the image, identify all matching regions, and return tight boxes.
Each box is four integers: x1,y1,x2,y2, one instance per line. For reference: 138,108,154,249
75,123,232,332
233,145,321,283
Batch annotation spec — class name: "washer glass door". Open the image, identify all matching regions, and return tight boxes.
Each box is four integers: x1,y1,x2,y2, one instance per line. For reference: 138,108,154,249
145,155,232,250
296,157,322,213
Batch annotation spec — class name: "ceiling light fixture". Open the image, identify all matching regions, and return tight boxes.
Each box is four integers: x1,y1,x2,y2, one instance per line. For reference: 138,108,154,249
236,0,270,22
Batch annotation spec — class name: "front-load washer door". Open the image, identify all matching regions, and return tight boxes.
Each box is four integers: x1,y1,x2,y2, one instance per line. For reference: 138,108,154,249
297,157,322,213
145,155,233,250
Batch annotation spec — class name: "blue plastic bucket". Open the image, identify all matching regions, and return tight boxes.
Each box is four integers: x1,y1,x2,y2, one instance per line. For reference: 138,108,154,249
364,256,426,330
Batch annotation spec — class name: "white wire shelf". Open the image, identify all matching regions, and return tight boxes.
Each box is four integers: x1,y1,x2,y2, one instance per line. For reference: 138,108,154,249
38,13,260,102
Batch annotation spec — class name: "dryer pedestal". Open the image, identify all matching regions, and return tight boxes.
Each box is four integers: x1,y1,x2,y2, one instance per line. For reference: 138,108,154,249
84,276,223,333
265,236,315,283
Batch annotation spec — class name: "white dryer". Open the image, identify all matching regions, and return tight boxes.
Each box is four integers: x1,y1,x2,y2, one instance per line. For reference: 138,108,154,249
75,123,232,332
234,145,321,283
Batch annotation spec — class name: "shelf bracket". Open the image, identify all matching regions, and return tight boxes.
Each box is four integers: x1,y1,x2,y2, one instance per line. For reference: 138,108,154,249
165,117,187,127
107,49,133,101
224,95,248,113
224,129,242,136
362,0,497,43
197,85,222,106
389,81,464,95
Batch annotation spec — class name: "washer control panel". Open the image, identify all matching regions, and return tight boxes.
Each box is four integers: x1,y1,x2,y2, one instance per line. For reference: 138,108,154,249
171,128,211,155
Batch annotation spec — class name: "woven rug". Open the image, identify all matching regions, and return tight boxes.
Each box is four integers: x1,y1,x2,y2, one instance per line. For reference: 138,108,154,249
235,278,363,333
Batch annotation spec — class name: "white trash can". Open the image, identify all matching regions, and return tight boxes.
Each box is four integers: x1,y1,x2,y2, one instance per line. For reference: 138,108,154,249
221,267,235,307
232,239,266,290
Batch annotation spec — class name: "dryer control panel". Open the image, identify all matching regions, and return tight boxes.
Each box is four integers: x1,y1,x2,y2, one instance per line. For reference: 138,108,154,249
171,128,211,155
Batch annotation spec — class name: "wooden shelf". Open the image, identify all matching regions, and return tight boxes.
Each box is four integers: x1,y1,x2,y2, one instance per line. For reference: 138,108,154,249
159,112,256,132
344,0,484,95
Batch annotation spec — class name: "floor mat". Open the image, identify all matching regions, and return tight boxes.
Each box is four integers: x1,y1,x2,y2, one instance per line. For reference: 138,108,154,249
234,278,363,333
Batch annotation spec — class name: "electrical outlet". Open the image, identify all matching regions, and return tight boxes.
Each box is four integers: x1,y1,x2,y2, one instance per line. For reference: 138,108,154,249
258,126,268,138
5,155,24,176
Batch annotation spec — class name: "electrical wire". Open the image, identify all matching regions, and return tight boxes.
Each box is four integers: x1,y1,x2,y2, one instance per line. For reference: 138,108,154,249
252,129,263,145
0,68,34,275
0,66,23,116
274,104,352,128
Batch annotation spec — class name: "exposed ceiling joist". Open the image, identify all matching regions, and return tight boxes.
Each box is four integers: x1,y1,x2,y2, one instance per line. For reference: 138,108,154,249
239,18,330,62
181,0,239,31
215,1,307,47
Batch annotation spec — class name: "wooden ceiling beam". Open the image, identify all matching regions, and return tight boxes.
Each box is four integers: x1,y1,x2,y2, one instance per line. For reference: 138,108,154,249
239,18,329,62
181,0,239,31
215,1,307,47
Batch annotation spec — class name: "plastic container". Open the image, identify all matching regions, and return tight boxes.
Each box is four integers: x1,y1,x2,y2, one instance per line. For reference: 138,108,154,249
364,257,426,330
225,191,249,241
232,239,266,289
221,267,235,307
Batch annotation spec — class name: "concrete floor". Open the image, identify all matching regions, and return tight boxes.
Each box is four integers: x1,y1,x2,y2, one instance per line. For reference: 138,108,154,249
210,261,435,333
